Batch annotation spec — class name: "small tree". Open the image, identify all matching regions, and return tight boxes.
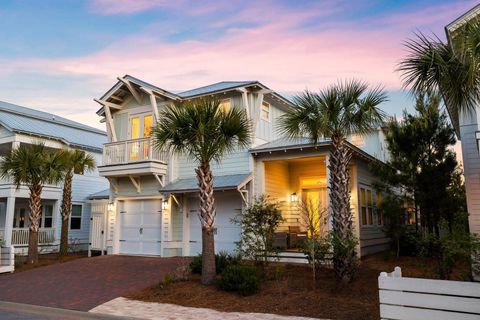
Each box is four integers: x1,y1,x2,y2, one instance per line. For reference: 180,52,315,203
234,195,283,269
298,198,329,283
377,193,407,257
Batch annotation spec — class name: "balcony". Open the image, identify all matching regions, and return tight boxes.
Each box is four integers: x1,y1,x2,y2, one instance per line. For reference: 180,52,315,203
98,137,168,178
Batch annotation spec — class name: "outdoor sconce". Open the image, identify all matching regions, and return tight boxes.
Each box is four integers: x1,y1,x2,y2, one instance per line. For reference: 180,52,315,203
107,202,114,212
162,199,169,210
290,192,298,203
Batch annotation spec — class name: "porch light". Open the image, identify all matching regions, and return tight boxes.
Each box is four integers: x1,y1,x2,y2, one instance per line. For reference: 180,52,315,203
107,202,114,212
290,192,298,203
162,199,169,210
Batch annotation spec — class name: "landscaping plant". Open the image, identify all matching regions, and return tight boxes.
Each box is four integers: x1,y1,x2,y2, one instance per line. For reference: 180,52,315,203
0,143,64,264
280,80,387,282
233,195,283,270
189,251,241,275
154,97,251,284
58,149,95,257
376,193,408,257
218,265,261,296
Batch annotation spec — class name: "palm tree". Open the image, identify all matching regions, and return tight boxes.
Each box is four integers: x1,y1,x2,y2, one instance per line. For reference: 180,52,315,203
153,97,251,285
398,21,480,119
59,149,96,257
279,80,387,282
0,143,64,264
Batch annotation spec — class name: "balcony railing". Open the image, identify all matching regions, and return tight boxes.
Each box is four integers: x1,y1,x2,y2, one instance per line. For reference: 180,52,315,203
103,137,169,166
0,228,56,246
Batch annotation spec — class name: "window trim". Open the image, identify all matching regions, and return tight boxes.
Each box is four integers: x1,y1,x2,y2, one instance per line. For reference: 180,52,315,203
358,185,377,227
260,101,271,122
69,203,83,231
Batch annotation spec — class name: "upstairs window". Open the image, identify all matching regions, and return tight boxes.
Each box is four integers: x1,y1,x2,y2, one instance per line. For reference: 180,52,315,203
351,134,365,147
70,204,82,230
219,99,231,113
261,101,270,121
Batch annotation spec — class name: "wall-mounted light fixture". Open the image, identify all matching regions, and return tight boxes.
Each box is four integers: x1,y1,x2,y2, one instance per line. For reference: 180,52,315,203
290,192,298,203
162,199,169,210
107,202,114,212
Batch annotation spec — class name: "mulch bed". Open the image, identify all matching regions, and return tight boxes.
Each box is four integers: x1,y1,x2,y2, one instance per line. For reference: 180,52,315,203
14,251,88,272
127,254,471,320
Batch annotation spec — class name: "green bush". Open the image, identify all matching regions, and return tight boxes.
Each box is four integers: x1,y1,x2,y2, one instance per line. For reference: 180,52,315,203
218,265,261,296
189,251,241,275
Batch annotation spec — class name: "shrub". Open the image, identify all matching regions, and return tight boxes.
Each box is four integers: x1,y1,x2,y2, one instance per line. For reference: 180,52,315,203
189,251,241,275
233,195,283,269
218,265,261,296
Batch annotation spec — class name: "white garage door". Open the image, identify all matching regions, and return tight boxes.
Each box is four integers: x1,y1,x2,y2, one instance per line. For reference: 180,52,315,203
189,192,242,256
119,199,162,256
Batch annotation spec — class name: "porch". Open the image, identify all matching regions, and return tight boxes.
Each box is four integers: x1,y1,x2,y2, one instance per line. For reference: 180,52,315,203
262,155,329,250
0,197,57,247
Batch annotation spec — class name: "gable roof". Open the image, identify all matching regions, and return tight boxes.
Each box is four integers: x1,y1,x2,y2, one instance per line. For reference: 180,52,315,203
0,100,106,152
177,81,258,98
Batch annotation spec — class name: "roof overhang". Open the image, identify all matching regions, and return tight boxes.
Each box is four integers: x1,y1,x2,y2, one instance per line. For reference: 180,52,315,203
160,173,252,194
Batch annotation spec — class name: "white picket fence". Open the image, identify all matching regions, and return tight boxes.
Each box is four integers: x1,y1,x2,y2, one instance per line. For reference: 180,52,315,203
0,246,14,273
378,266,480,320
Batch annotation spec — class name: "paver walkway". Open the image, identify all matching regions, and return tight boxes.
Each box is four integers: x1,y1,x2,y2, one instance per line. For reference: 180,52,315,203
91,297,325,320
0,255,188,311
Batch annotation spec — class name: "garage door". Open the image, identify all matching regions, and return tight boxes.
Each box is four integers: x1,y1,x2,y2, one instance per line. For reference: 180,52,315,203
189,192,242,255
119,200,162,256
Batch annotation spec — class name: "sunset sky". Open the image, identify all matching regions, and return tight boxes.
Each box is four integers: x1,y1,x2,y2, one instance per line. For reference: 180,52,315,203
0,0,477,132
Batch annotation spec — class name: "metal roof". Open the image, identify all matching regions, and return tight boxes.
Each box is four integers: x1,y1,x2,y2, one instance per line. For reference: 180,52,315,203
0,100,107,151
177,81,258,98
250,137,331,153
160,173,251,193
88,188,110,200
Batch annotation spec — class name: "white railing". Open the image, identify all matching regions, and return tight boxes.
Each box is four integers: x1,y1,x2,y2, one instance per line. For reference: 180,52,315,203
8,228,56,246
103,137,169,166
379,267,480,319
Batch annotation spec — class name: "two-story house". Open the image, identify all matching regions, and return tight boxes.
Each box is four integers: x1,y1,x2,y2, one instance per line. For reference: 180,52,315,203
0,101,109,255
91,75,390,258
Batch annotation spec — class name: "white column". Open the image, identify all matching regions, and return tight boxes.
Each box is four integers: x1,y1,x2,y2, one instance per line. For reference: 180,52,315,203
4,197,15,247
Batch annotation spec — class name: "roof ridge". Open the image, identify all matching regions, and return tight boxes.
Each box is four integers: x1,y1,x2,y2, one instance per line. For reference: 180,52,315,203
0,100,106,135
178,80,258,95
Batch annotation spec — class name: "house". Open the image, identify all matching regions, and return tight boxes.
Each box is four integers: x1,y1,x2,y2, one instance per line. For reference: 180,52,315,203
0,101,109,255
445,4,480,280
90,75,390,258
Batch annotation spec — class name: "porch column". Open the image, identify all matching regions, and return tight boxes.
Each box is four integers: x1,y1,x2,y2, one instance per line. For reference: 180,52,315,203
4,197,15,247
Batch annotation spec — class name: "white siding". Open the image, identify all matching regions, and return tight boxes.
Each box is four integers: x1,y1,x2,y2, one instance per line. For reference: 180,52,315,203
459,109,480,235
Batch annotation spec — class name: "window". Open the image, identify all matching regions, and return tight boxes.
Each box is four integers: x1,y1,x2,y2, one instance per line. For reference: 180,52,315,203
359,186,375,226
43,204,53,228
350,135,365,147
261,101,270,121
70,204,82,230
219,99,231,113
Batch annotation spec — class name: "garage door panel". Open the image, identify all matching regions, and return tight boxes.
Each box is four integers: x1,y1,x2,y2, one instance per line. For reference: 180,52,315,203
119,200,162,256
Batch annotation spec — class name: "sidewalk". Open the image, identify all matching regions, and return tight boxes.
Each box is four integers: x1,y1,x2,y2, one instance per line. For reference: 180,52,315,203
91,297,326,320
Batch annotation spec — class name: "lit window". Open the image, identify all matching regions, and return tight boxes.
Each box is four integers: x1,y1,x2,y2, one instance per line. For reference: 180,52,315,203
351,135,365,147
219,99,231,113
70,204,82,230
360,187,375,226
261,102,270,121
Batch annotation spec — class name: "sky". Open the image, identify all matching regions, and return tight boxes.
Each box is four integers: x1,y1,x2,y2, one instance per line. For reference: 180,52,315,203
0,0,477,135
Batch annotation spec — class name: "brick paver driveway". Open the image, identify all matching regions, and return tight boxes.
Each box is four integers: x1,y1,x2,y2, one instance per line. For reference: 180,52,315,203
0,255,188,312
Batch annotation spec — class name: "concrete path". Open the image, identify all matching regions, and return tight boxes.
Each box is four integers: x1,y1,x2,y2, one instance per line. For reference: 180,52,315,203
91,297,324,320
0,255,188,311
0,301,138,320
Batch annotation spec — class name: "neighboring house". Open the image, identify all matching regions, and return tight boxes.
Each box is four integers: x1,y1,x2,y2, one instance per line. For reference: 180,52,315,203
0,101,109,254
91,75,391,258
445,5,480,239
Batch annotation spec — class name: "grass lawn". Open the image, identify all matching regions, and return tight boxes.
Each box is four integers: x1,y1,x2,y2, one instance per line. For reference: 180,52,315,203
14,251,88,273
127,254,471,320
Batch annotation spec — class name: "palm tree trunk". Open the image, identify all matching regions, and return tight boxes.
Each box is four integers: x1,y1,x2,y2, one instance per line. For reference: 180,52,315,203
27,184,43,264
60,171,73,257
195,162,216,285
329,135,356,283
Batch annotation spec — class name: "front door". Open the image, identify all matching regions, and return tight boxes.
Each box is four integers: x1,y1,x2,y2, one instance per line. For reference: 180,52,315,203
302,188,328,235
129,113,153,161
